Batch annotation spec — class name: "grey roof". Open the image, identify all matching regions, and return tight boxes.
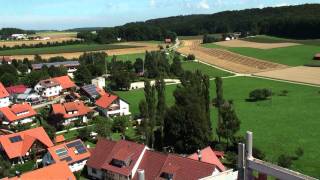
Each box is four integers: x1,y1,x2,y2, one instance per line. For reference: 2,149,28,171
32,61,80,70
81,84,100,99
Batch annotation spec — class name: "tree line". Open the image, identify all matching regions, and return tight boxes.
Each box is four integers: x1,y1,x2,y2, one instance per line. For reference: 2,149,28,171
80,4,320,39
77,23,177,43
0,39,84,51
0,28,35,39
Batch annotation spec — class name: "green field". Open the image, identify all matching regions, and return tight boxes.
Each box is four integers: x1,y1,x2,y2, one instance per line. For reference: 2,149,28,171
181,61,233,78
106,53,145,62
0,44,138,56
117,76,320,178
244,35,320,46
203,43,318,66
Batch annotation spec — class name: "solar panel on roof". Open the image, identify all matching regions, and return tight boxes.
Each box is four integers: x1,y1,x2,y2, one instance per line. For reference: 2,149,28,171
61,156,73,162
66,140,82,148
82,84,99,97
56,148,68,158
75,144,87,154
9,135,22,143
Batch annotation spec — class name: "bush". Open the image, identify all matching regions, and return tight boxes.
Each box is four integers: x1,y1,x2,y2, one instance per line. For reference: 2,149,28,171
278,90,289,96
248,88,272,101
278,154,293,168
185,54,195,61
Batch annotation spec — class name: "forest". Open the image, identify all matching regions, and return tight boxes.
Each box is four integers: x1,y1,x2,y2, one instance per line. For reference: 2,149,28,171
77,4,320,42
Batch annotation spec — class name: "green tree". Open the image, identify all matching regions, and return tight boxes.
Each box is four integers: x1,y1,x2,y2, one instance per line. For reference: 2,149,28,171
93,116,112,138
155,78,166,150
112,116,130,134
143,80,156,147
0,73,18,86
215,77,225,142
164,71,212,153
170,55,183,77
48,65,67,77
74,65,92,85
78,127,91,141
278,154,293,168
0,156,11,178
22,69,50,87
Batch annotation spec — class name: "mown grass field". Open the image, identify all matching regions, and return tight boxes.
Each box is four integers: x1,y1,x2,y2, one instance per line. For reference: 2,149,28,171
0,44,138,56
202,43,318,66
117,76,320,178
181,61,233,78
106,53,145,62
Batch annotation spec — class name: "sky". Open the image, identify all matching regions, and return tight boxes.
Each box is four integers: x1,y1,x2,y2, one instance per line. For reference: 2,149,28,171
0,0,319,30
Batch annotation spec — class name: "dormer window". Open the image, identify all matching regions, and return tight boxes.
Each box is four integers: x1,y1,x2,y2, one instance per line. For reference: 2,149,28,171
160,172,174,180
9,135,22,143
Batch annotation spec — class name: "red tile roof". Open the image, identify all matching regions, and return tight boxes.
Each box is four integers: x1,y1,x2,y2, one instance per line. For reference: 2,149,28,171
0,127,54,159
52,76,76,90
188,147,226,171
5,85,27,95
95,93,118,109
52,101,91,119
8,162,76,180
55,135,65,143
0,103,37,122
0,82,9,98
87,139,145,177
89,139,218,180
47,139,90,165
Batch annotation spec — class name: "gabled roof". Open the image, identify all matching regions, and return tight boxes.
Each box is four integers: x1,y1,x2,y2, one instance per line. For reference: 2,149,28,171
0,103,37,122
0,127,54,159
87,139,145,177
188,147,226,171
5,85,28,95
89,139,218,180
52,76,76,90
55,135,65,144
0,82,9,98
81,84,102,99
52,101,91,119
95,93,118,109
8,162,76,180
47,139,90,165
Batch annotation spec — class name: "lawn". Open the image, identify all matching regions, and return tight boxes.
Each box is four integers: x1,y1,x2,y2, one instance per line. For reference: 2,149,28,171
117,76,320,178
181,61,233,78
202,43,318,66
0,44,138,56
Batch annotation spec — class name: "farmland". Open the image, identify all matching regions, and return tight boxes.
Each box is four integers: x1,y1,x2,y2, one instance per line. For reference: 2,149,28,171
0,44,138,56
203,43,318,66
106,53,145,63
181,61,233,78
116,76,320,178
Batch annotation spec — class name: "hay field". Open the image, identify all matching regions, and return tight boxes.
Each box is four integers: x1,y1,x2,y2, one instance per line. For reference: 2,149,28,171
215,39,300,49
178,40,287,73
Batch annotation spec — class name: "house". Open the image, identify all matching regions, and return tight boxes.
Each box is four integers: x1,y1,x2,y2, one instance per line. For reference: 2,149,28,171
4,162,76,180
188,147,226,171
11,34,28,40
92,77,106,89
87,139,224,180
81,84,106,101
0,103,37,127
31,61,80,77
34,76,76,100
43,139,90,172
0,127,54,164
51,101,91,126
5,85,41,104
0,82,11,108
95,93,130,117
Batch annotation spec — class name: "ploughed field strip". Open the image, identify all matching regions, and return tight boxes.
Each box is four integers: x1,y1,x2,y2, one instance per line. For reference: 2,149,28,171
178,40,288,74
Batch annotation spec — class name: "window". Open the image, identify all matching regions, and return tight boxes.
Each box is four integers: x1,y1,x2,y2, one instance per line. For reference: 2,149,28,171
92,168,97,174
9,135,22,143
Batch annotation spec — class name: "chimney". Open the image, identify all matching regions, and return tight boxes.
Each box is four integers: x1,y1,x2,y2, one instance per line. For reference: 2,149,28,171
137,169,145,180
246,131,253,159
197,149,202,161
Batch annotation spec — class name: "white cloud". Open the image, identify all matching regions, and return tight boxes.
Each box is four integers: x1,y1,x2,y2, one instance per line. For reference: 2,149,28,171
150,0,156,7
197,0,210,9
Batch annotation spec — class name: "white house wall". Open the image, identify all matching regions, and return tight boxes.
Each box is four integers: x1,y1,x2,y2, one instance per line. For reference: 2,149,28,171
0,97,10,108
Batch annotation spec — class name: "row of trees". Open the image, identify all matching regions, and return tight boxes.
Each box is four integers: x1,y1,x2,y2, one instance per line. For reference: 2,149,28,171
77,23,177,44
92,4,320,39
0,28,35,39
0,40,83,51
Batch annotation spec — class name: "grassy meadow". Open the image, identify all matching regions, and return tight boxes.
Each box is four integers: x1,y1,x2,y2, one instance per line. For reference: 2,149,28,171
0,44,137,56
116,76,320,178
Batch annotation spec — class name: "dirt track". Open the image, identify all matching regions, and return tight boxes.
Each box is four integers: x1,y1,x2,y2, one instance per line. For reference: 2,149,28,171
254,66,320,85
10,42,160,60
178,40,288,74
215,40,300,49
